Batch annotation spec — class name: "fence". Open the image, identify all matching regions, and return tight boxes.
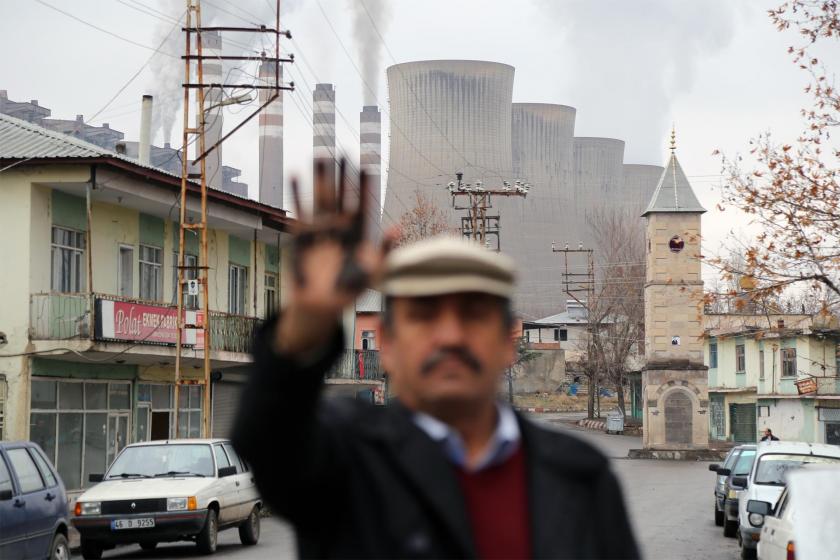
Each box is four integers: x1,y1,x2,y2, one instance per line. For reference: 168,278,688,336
209,312,261,354
327,350,384,380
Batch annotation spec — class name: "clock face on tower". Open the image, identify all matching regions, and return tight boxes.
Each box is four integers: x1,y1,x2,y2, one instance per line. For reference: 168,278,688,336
668,235,685,253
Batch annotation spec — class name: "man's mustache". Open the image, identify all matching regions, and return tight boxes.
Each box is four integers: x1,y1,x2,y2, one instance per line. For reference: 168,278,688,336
420,347,482,376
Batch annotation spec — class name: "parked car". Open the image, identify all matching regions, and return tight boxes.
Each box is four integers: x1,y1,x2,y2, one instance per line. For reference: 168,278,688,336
748,486,794,560
720,445,757,538
72,439,261,559
709,446,742,526
0,441,71,560
736,441,840,559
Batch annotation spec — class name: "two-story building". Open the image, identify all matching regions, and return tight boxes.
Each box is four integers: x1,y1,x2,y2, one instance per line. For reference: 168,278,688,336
705,314,840,445
0,113,292,491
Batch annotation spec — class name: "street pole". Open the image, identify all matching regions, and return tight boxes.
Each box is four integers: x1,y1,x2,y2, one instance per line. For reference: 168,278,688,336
449,174,530,251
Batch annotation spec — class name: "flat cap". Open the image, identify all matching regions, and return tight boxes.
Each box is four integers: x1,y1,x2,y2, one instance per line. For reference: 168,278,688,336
380,236,516,298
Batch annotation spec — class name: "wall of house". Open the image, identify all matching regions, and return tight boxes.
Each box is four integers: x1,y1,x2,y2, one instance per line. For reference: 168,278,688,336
757,398,817,442
354,314,381,350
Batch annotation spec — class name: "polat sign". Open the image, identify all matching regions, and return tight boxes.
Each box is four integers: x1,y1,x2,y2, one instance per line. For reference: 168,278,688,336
95,298,196,346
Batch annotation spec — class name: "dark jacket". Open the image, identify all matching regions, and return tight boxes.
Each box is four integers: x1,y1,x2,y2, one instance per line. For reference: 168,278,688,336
232,322,639,559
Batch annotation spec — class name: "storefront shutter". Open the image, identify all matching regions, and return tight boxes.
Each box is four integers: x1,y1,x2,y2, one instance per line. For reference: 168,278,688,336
211,382,243,438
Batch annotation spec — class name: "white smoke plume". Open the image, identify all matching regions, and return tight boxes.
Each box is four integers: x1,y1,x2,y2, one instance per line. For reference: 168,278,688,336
542,0,739,163
348,0,393,105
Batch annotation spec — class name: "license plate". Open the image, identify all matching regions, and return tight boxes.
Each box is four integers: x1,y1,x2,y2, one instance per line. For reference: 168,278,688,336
112,518,155,530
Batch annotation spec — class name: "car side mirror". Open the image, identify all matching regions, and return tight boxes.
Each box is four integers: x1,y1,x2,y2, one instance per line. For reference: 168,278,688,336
731,476,748,489
217,466,236,478
0,488,13,501
88,473,104,483
747,500,772,516
717,468,731,476
708,464,720,472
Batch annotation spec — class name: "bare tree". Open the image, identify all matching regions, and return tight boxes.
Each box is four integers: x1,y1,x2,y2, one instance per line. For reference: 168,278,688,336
711,1,840,314
577,207,646,418
395,190,452,246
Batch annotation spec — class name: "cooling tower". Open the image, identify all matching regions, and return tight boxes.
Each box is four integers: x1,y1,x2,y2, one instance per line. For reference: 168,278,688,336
201,31,223,190
507,103,577,319
623,164,665,215
572,138,625,240
360,105,382,240
258,61,283,208
383,60,515,222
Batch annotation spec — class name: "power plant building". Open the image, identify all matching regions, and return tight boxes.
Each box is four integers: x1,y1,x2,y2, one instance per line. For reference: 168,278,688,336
383,60,664,319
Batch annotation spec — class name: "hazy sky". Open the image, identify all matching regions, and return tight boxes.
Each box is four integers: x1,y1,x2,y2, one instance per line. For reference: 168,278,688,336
2,0,836,265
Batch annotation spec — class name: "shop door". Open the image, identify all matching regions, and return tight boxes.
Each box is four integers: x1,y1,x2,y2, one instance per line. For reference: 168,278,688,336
106,413,129,468
211,382,243,438
136,405,151,442
826,423,840,445
729,403,757,443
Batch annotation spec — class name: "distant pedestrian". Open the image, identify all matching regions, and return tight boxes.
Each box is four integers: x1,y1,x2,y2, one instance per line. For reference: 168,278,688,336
761,428,780,441
232,162,639,559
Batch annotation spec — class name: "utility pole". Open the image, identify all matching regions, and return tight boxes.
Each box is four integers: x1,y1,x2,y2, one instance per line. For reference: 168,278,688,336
174,0,294,438
552,242,599,417
448,172,530,251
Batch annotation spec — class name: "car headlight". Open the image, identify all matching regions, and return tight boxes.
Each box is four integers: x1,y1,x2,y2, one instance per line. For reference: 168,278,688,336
728,489,737,500
167,496,197,511
76,501,101,516
748,513,765,527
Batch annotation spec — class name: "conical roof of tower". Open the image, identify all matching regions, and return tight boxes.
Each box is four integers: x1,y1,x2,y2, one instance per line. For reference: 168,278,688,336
641,151,706,216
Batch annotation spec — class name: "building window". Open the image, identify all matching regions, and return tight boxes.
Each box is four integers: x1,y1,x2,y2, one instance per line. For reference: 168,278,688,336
264,273,278,317
555,329,568,342
118,245,134,297
177,385,203,438
781,347,797,378
759,349,765,380
228,264,248,315
735,343,746,373
51,226,86,292
29,379,131,491
361,330,376,350
709,342,718,368
173,253,199,309
139,245,163,301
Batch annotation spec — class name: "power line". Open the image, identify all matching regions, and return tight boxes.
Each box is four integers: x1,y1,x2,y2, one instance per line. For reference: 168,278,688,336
33,0,179,58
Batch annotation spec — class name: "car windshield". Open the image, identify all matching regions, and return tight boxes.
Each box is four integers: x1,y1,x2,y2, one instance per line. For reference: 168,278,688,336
107,444,215,479
723,449,741,470
754,454,840,485
733,449,756,475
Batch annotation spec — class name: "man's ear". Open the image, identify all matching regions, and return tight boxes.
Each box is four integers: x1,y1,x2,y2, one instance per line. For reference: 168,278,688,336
378,318,395,372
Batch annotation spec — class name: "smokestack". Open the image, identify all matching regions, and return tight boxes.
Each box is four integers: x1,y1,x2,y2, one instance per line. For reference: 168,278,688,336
360,105,381,240
258,61,283,208
201,30,223,190
313,83,336,203
139,95,153,165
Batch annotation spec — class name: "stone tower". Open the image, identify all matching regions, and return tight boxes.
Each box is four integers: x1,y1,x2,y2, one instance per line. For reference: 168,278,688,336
641,132,709,450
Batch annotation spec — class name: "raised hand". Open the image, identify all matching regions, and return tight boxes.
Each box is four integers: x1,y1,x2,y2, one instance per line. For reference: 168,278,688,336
276,159,392,354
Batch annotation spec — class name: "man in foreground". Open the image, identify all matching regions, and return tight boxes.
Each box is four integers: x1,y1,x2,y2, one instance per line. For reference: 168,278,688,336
232,165,638,559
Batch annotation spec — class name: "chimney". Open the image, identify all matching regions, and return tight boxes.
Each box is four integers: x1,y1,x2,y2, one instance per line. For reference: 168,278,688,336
360,105,381,240
313,83,336,206
139,95,153,165
115,141,127,155
200,30,223,190
258,61,284,208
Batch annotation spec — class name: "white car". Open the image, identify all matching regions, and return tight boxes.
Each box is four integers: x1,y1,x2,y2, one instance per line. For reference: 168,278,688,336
72,439,261,559
751,485,795,560
735,441,840,559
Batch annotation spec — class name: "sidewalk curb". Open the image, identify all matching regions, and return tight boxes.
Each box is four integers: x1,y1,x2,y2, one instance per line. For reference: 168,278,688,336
577,418,606,431
515,407,578,413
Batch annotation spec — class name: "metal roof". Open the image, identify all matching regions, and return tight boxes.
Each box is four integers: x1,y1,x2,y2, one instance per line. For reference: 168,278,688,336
642,151,706,216
356,289,383,313
0,111,109,159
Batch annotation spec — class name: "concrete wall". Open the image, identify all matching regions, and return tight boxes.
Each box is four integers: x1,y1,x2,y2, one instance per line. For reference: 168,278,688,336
758,398,817,442
514,348,566,393
354,314,381,350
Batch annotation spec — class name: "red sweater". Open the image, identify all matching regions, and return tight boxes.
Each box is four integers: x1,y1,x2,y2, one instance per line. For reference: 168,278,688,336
455,446,531,560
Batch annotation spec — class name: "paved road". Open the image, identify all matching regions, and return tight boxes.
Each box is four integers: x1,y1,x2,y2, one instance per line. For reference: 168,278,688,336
531,414,740,560
77,413,739,560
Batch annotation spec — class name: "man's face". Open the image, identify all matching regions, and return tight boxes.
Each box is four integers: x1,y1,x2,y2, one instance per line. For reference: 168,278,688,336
379,293,516,412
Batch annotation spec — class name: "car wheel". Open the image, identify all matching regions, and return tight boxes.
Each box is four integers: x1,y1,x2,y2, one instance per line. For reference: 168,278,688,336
239,505,261,546
723,519,738,538
714,506,724,527
197,508,219,554
80,539,103,560
140,541,158,551
50,532,70,560
741,544,757,559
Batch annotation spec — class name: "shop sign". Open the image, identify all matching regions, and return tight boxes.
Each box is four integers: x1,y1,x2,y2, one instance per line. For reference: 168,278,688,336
795,377,818,395
95,298,196,346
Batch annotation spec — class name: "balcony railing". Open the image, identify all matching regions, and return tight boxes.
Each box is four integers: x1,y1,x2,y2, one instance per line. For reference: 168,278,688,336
327,349,385,381
30,292,261,354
